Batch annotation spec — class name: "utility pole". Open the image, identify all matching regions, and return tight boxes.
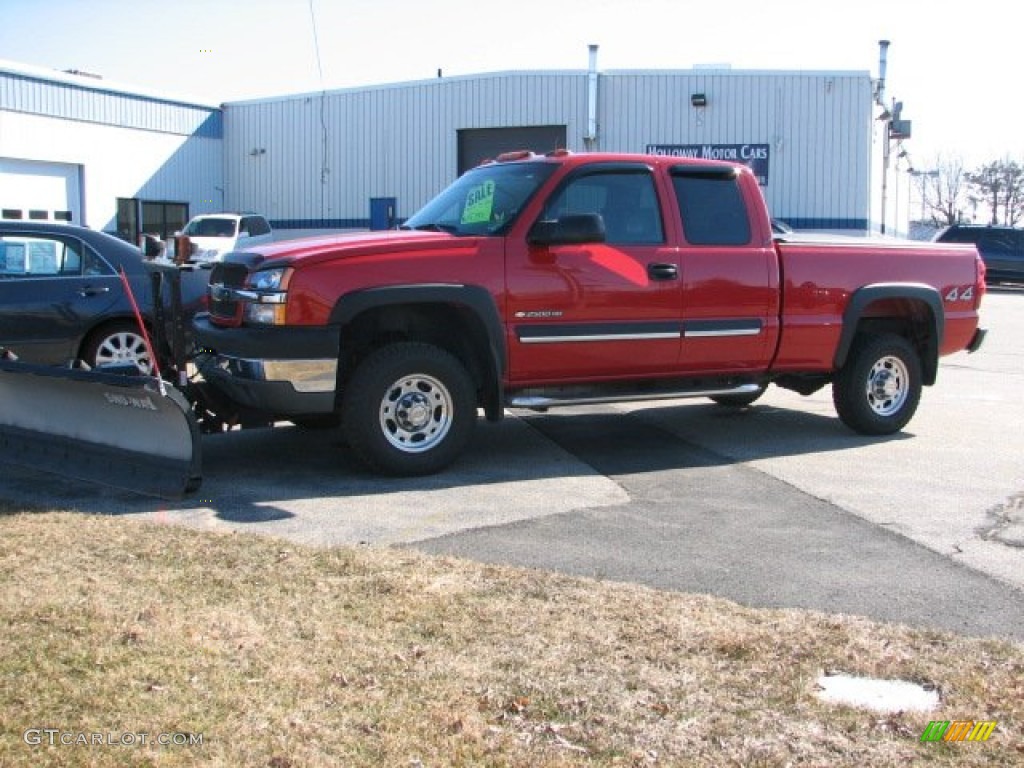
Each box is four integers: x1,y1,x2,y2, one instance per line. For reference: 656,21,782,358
875,41,911,236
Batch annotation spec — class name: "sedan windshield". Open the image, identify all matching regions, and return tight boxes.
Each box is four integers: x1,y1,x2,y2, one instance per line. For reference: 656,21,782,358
183,218,237,238
402,161,556,236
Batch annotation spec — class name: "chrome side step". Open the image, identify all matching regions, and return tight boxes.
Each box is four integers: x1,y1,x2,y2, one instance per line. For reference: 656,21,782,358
507,382,763,410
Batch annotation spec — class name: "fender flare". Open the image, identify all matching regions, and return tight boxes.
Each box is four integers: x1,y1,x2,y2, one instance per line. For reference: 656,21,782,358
834,283,944,385
329,284,506,417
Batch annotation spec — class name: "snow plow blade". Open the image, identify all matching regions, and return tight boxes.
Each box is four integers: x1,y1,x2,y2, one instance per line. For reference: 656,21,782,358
0,358,201,499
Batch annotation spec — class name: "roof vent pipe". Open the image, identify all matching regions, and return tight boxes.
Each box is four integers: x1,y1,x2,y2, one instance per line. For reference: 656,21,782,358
585,44,599,148
876,39,890,106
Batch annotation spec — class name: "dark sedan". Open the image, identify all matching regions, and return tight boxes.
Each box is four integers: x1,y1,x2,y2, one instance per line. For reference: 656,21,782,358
0,221,208,373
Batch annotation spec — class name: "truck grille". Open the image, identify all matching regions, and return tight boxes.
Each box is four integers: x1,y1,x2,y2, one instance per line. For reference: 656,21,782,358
208,262,249,324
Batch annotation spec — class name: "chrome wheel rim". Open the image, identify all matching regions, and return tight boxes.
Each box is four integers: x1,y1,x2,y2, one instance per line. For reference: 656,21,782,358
379,373,453,453
94,331,152,374
866,355,909,417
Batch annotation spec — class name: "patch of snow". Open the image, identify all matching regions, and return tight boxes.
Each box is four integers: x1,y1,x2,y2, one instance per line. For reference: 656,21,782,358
815,673,939,713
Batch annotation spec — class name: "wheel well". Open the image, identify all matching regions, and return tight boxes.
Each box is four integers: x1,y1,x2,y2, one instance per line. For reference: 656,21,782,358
338,304,500,416
850,298,939,384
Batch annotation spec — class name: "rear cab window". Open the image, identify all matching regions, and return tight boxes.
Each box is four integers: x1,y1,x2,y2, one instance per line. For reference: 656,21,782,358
670,167,752,246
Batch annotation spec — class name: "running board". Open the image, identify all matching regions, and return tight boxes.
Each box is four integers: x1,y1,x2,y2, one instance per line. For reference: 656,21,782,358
507,381,763,410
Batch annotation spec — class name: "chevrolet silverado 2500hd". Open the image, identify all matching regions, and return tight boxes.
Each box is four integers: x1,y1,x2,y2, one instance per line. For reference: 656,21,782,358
193,151,987,475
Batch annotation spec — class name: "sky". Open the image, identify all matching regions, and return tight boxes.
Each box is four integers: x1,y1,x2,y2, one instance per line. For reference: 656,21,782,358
1,0,1021,169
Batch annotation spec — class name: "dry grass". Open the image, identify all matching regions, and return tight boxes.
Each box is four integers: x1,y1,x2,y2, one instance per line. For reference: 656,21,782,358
1,506,1022,767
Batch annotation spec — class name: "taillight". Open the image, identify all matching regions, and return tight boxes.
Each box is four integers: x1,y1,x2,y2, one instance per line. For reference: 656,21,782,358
976,255,987,305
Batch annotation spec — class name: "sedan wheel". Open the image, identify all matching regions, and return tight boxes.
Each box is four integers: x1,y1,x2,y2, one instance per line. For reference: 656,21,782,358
85,324,153,374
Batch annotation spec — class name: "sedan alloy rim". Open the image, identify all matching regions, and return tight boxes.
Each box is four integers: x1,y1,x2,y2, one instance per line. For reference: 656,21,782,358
94,331,152,374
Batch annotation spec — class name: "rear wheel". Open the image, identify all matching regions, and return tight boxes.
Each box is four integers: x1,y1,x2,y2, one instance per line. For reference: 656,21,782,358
82,322,153,374
342,342,477,475
833,333,922,435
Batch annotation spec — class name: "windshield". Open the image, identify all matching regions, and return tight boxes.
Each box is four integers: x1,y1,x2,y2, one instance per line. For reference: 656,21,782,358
402,161,557,236
183,218,238,238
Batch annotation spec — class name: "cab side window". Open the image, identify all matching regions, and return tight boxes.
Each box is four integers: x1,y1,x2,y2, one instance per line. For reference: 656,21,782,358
672,171,752,246
543,170,665,245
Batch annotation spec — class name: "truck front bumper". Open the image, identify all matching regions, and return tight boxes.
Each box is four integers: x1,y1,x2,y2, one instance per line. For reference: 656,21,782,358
192,315,340,415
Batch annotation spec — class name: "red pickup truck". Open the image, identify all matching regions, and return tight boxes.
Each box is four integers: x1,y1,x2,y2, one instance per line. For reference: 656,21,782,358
194,151,986,475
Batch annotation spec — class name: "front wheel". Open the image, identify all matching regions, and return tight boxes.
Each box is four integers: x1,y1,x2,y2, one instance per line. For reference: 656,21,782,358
341,342,477,475
833,333,922,435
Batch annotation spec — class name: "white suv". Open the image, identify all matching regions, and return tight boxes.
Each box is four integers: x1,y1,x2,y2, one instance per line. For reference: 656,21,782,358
181,213,273,263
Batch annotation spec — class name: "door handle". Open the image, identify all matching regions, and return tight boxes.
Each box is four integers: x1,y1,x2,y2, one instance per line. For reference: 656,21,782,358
78,285,111,297
647,263,678,281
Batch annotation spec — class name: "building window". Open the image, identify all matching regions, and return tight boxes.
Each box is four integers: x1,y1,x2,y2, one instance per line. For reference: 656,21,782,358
142,201,189,241
117,198,188,243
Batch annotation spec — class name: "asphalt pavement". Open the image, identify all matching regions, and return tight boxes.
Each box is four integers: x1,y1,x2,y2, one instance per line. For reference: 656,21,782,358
1,289,1022,643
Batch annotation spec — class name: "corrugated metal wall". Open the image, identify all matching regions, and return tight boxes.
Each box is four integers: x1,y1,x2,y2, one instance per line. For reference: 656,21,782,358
0,68,221,137
224,68,872,232
224,73,589,227
2,63,874,235
600,70,872,228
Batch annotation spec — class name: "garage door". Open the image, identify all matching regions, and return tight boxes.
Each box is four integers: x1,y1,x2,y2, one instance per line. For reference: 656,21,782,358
0,158,82,224
457,126,567,175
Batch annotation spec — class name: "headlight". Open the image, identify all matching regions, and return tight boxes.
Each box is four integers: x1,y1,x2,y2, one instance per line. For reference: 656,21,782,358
248,267,291,291
242,267,293,325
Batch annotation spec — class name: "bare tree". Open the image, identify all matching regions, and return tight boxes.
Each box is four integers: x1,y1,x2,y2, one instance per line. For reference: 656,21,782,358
919,155,969,226
916,155,1024,227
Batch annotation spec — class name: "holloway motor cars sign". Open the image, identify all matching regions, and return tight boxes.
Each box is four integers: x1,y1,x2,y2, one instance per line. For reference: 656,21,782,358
646,144,771,185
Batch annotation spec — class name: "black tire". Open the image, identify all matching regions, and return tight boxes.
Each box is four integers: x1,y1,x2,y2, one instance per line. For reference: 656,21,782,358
341,342,477,475
833,333,922,435
82,321,154,374
710,385,767,407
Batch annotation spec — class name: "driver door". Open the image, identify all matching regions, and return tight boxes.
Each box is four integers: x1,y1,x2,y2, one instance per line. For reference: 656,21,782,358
505,164,683,382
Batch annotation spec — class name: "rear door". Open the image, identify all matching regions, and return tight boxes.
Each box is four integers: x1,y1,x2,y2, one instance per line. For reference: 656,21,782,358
0,232,119,364
668,166,780,374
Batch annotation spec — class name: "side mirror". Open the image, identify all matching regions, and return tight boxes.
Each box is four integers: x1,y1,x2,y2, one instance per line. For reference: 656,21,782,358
528,213,606,246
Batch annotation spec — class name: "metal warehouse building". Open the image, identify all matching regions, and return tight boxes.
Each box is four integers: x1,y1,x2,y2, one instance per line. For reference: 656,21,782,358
2,54,885,241
0,60,223,241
